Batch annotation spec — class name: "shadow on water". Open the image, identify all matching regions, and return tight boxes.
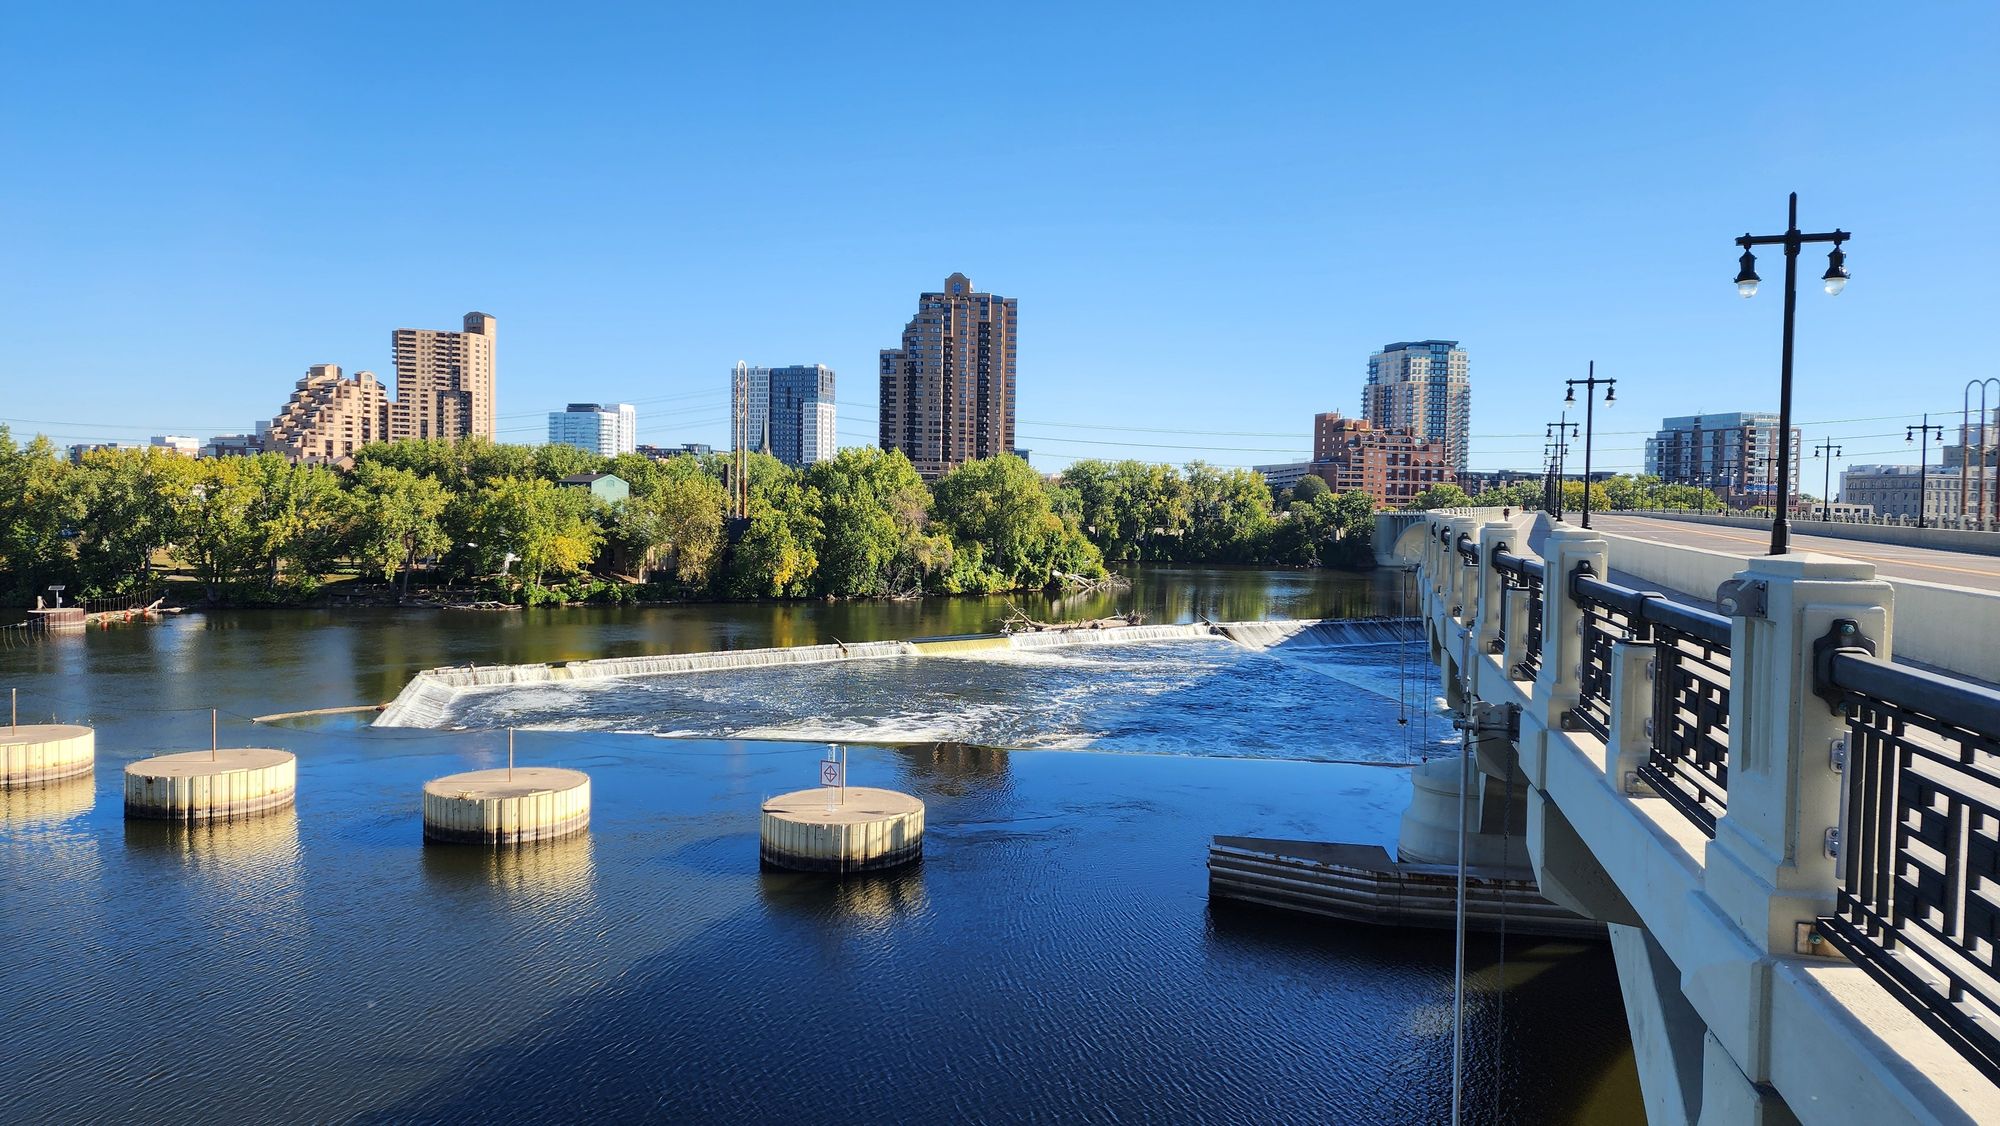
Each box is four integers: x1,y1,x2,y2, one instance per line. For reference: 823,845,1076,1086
1204,902,1640,1126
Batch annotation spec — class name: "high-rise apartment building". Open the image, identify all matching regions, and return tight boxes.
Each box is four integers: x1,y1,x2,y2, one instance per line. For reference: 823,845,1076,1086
266,365,392,463
1308,412,1455,508
878,273,1017,479
387,312,497,442
731,363,837,468
261,311,495,463
1363,340,1470,474
1644,411,1800,508
547,402,636,457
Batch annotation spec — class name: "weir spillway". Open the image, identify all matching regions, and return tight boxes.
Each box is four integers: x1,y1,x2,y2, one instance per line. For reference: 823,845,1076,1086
374,618,1435,761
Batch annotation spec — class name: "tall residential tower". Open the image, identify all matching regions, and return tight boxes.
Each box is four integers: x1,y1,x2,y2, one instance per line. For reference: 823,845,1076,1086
1363,340,1469,474
387,312,497,442
730,362,836,468
878,273,1016,478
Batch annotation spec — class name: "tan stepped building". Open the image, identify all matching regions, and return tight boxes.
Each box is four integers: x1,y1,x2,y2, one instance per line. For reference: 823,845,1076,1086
262,312,495,462
266,365,390,463
879,273,1016,479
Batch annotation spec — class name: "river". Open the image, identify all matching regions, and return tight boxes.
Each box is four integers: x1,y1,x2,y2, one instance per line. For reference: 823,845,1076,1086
0,566,1641,1123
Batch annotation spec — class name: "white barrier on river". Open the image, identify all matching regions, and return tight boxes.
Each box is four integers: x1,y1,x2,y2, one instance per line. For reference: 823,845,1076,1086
374,618,1420,729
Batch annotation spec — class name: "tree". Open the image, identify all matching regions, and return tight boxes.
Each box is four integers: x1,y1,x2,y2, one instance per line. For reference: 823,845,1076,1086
175,458,266,601
932,454,1103,588
351,462,452,597
241,455,350,591
1182,461,1273,562
1288,474,1330,506
616,457,727,587
805,448,936,597
0,428,81,602
466,476,605,588
724,462,821,598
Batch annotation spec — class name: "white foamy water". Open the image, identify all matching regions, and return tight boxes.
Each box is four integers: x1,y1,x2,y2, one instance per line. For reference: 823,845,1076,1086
377,619,1445,762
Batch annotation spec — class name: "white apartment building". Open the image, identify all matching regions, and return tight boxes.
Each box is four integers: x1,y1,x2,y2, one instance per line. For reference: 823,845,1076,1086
547,402,637,457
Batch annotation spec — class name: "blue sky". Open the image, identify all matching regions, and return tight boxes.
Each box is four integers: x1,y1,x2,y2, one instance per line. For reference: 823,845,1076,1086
2,2,1994,483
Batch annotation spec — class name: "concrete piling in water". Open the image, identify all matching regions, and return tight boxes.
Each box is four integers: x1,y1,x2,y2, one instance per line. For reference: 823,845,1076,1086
760,787,925,873
1,724,96,787
421,768,592,844
124,749,297,821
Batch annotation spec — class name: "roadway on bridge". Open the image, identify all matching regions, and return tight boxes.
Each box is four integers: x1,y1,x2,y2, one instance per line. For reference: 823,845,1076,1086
1588,514,2000,592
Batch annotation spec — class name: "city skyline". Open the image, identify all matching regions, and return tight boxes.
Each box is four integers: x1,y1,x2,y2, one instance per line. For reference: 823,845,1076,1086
2,6,1995,490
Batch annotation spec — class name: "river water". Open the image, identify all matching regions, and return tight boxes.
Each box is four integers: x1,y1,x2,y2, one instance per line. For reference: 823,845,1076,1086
0,566,1641,1123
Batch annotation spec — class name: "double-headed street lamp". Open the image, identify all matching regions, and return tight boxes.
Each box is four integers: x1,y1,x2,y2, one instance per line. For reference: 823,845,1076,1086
1563,362,1615,529
1544,416,1578,519
1811,437,1843,521
1733,192,1852,554
1907,416,1944,529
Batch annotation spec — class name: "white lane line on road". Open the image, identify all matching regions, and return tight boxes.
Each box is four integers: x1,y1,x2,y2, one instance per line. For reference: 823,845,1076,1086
1596,519,2000,585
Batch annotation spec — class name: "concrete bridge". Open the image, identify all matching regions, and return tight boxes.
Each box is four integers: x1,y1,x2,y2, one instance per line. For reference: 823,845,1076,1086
1393,507,2000,1125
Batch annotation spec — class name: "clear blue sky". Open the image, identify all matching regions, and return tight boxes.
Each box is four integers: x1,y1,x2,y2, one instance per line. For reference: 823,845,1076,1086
3,2,1994,485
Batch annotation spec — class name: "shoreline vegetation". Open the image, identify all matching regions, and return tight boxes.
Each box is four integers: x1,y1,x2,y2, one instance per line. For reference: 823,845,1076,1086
0,428,1721,610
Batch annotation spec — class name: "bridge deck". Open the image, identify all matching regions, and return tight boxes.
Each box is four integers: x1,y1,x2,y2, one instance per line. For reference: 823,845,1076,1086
1590,514,2000,592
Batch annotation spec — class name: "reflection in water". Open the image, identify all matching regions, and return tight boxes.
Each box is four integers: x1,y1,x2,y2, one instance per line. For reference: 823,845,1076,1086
123,807,303,869
758,864,929,926
900,742,1012,792
122,808,307,946
0,773,97,826
420,832,598,904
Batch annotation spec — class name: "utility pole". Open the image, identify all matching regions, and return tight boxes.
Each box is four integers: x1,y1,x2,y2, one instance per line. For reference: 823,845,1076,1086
1907,416,1944,528
1812,437,1843,521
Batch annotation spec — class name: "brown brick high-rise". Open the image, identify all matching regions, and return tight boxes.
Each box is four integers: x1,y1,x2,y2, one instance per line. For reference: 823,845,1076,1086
878,273,1016,479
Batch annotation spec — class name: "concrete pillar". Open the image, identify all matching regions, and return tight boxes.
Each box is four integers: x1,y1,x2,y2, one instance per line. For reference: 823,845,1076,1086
1473,521,1512,656
1533,527,1608,734
1610,923,1706,1126
1528,788,1640,925
1696,1032,1800,1126
1448,516,1479,623
1608,639,1657,794
1706,554,1892,956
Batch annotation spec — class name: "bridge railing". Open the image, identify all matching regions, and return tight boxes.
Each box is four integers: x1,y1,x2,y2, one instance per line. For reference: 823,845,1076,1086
1816,641,2000,1082
1490,547,1542,679
1418,512,1999,1084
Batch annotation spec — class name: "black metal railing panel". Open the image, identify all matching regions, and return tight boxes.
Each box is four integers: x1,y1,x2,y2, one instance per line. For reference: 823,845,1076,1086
1819,650,2000,1083
1642,623,1731,836
1519,559,1545,680
1568,567,1651,740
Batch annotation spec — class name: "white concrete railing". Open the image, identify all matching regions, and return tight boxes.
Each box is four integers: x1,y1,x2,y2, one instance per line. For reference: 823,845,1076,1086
1413,514,1998,1126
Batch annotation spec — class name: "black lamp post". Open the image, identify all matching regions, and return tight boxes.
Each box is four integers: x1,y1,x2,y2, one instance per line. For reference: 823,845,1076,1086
1811,437,1843,521
1563,362,1615,529
1907,417,1944,528
1544,416,1578,519
1733,192,1852,554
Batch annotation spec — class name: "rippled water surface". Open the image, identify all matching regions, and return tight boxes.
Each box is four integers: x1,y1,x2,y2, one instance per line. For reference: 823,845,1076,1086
0,567,1640,1123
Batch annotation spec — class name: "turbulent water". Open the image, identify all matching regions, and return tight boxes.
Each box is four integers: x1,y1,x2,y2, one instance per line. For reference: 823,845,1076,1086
421,621,1454,763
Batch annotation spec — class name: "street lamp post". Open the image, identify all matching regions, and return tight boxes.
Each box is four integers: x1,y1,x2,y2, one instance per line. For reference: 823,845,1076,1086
1543,416,1578,520
1811,437,1843,521
1907,416,1944,529
1563,362,1616,530
1964,378,2000,531
1732,192,1852,554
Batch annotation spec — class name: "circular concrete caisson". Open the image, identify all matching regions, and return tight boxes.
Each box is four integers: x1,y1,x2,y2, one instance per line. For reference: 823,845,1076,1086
422,767,591,845
760,787,925,873
0,724,95,787
124,748,297,821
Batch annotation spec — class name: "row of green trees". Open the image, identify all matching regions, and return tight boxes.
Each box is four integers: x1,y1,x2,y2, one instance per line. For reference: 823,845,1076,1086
1404,475,1726,514
0,429,1395,606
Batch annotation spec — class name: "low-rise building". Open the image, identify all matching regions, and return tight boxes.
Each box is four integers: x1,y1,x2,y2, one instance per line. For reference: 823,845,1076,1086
557,472,630,505
1307,412,1454,508
150,435,200,456
1839,463,2000,521
1253,461,1315,492
202,434,266,458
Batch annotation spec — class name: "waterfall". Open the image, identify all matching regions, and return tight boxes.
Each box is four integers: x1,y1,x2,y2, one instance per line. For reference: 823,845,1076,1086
373,618,1424,729
1217,618,1420,650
